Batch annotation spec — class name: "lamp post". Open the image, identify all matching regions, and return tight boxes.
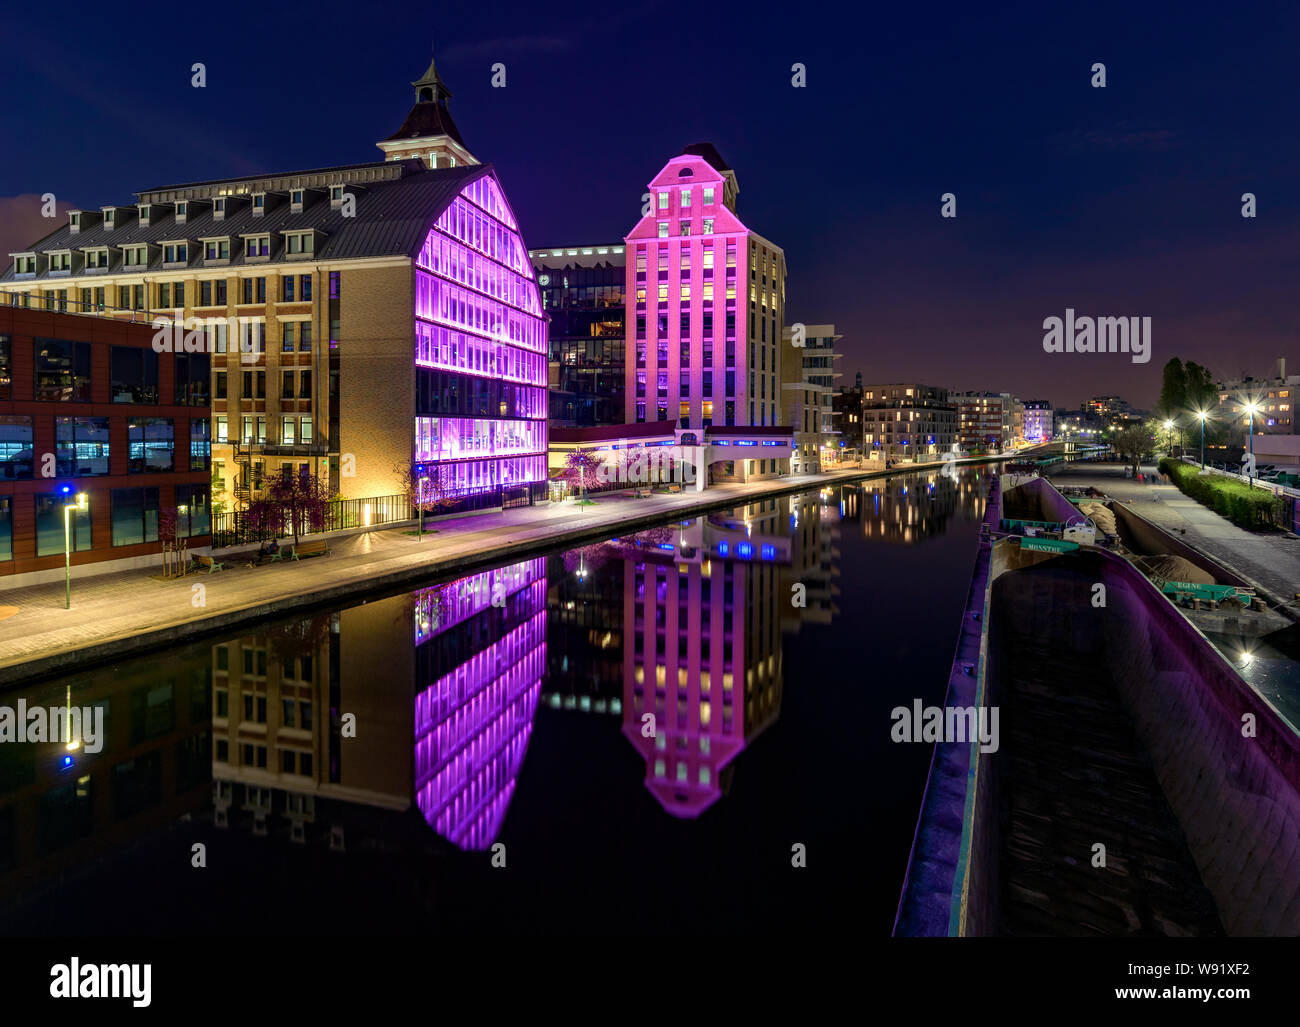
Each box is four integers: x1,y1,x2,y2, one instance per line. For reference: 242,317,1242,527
63,490,87,610
1245,402,1259,483
1163,419,1174,458
1195,410,1207,470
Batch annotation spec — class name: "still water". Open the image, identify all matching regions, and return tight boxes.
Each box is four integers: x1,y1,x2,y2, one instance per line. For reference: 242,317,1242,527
0,470,991,935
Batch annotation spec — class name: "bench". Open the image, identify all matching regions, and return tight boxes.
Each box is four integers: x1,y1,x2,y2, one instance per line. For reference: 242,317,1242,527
192,554,225,574
288,539,331,561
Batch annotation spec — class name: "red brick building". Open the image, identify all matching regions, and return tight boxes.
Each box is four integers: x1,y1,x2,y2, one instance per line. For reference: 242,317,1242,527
0,305,210,581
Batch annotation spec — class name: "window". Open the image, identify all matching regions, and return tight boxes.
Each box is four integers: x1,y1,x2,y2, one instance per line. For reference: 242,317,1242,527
282,371,294,398
205,240,230,260
680,220,690,236
214,198,226,217
282,276,294,302
286,233,313,255
300,275,312,301
123,246,147,267
300,323,312,351
247,236,270,257
103,208,115,227
299,370,311,399
85,249,109,269
215,371,227,400
175,483,209,537
703,218,714,234
703,187,715,205
36,493,92,556
657,192,669,210
252,193,265,214
657,221,668,238
128,418,174,473
110,346,158,403
0,416,33,480
35,338,92,401
163,243,187,264
291,190,303,210
282,323,296,351
110,486,159,547
176,352,210,407
176,202,188,220
56,417,110,476
680,188,691,207
215,416,228,443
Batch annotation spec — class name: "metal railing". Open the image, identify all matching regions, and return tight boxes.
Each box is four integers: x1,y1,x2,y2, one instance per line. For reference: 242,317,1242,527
1,289,162,323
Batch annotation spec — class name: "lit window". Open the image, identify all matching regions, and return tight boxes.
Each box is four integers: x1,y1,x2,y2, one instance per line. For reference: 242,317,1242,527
680,284,690,301
680,188,691,208
657,192,669,210
658,284,668,302
703,218,714,234
657,221,668,238
703,187,714,205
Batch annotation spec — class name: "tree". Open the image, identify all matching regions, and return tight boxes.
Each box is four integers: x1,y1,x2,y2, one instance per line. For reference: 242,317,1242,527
1157,357,1187,418
1113,422,1156,476
396,460,457,539
564,448,603,505
245,467,332,545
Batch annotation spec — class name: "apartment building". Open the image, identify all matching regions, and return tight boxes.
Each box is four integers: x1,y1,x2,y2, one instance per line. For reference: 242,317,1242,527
780,323,842,472
2,50,547,515
860,383,958,462
953,391,1016,452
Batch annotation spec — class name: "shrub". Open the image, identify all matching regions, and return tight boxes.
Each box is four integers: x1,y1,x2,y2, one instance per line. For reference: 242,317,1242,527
1158,458,1284,529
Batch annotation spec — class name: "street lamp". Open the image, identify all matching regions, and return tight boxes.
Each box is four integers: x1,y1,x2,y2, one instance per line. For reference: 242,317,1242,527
63,489,87,610
1163,419,1175,457
1194,410,1208,470
1244,401,1259,483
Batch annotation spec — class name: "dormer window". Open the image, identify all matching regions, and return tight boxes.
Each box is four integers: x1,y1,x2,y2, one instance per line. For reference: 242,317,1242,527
204,239,231,261
13,255,37,275
85,249,110,269
69,212,81,233
214,198,226,220
102,208,116,227
122,245,148,268
162,242,189,265
252,193,265,217
49,252,72,272
284,232,314,256
139,205,151,225
329,186,344,207
246,235,271,258
290,190,304,212
176,202,188,223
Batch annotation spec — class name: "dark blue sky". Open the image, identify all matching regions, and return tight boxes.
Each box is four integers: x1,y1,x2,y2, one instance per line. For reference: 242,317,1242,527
2,0,1298,409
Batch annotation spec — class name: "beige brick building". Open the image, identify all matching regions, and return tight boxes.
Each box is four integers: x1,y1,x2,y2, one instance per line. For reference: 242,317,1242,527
2,49,547,517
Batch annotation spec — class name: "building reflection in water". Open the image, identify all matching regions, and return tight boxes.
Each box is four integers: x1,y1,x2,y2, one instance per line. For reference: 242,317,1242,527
0,486,858,897
839,470,986,543
412,558,547,850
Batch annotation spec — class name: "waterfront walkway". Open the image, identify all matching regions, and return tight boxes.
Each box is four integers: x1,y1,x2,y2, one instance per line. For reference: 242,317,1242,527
0,466,896,685
1047,463,1300,612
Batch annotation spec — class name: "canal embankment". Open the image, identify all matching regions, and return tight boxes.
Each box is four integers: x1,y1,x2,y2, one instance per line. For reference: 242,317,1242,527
0,457,1003,687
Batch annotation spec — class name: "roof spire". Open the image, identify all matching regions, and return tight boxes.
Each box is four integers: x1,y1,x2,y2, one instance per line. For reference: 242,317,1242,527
412,42,452,105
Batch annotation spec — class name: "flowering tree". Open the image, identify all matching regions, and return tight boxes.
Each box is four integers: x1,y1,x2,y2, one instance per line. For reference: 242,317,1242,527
564,448,603,505
396,460,457,538
246,467,332,545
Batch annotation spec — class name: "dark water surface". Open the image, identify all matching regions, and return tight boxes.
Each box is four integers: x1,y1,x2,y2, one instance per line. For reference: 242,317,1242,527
0,470,990,935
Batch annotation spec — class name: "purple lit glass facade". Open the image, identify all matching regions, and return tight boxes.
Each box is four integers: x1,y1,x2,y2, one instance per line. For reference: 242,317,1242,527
414,174,548,497
413,557,547,850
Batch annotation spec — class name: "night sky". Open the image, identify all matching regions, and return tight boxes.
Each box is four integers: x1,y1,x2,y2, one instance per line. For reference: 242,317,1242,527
2,0,1297,410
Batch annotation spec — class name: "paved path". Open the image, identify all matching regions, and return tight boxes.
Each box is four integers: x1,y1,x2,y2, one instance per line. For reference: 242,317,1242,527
1047,463,1300,612
0,467,912,685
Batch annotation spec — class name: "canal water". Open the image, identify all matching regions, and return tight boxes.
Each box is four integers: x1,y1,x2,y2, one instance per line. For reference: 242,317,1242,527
0,469,991,935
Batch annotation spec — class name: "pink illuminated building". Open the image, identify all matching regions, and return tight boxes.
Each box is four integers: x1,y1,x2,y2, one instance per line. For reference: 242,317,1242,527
412,173,549,504
623,144,790,483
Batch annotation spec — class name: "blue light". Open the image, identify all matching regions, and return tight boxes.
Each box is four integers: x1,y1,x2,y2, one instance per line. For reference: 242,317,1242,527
657,543,676,551
716,541,729,556
62,755,73,768
737,542,753,559
61,485,71,494
761,544,775,560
